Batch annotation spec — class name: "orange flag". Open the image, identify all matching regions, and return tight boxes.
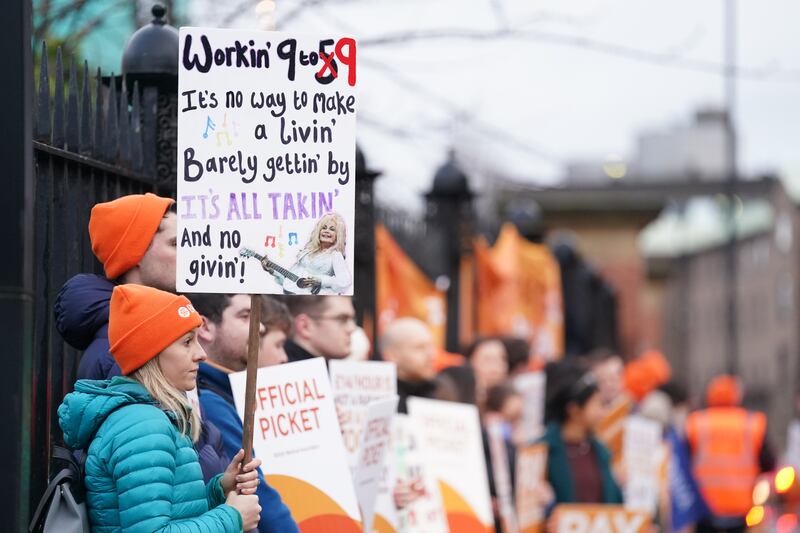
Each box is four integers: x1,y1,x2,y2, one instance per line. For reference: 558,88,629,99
475,224,564,361
375,224,447,349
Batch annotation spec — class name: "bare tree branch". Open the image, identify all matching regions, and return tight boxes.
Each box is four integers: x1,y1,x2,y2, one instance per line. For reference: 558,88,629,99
220,0,256,26
359,27,800,81
62,0,132,50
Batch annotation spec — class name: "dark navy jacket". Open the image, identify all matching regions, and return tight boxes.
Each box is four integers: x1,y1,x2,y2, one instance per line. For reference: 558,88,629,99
55,274,121,380
198,362,300,533
54,273,230,483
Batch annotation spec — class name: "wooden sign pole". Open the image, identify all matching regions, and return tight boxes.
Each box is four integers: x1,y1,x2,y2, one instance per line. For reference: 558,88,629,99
241,294,262,465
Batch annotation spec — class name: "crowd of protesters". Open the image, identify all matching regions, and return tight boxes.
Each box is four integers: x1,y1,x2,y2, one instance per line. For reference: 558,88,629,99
50,192,781,533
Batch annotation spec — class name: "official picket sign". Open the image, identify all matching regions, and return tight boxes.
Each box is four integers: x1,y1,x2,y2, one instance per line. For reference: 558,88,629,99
352,397,399,533
229,358,361,531
407,398,495,533
177,27,357,295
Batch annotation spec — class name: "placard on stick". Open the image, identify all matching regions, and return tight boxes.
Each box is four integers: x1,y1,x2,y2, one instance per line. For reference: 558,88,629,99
329,360,399,532
229,358,360,532
329,360,397,462
177,27,357,295
516,444,547,533
407,398,495,533
486,417,518,533
352,396,398,533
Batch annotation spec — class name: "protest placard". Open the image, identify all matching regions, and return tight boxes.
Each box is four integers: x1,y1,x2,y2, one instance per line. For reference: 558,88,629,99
553,505,650,533
393,414,449,533
514,372,546,443
596,397,632,464
486,417,518,533
329,360,399,532
177,27,357,295
623,415,664,516
229,357,360,532
515,443,548,533
329,360,397,461
352,397,398,533
408,397,494,533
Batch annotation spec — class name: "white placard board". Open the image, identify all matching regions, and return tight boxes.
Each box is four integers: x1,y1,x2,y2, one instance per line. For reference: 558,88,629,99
623,415,663,516
393,414,449,533
352,397,398,533
514,372,546,443
486,418,519,533
177,28,357,295
329,360,397,463
229,357,360,530
407,397,495,531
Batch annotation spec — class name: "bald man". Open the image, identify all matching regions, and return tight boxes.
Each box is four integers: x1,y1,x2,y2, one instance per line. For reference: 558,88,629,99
380,318,438,413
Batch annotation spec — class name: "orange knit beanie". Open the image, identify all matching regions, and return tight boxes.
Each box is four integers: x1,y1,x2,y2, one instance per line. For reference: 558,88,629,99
109,284,202,375
89,193,174,279
706,375,742,407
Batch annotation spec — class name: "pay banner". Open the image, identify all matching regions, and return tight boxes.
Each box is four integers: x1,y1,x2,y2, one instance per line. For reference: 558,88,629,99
407,398,495,533
177,27,357,295
514,372,546,443
515,444,548,533
229,358,360,532
352,397,399,533
623,415,664,516
486,417,518,533
393,414,448,533
553,505,650,533
329,360,399,532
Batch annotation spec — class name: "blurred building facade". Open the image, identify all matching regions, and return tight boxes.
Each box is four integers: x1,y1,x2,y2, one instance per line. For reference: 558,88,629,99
645,178,800,446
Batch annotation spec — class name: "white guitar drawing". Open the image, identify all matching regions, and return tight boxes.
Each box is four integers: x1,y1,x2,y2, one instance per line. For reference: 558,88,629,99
239,247,322,295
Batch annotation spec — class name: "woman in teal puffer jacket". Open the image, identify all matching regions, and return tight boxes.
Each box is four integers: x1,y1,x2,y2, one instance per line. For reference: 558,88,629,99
58,284,263,532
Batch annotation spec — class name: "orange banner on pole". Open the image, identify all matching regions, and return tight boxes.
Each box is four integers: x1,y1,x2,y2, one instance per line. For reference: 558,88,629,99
376,224,446,349
475,224,564,360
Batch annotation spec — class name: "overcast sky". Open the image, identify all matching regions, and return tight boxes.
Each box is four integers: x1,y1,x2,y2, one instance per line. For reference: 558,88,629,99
192,0,800,210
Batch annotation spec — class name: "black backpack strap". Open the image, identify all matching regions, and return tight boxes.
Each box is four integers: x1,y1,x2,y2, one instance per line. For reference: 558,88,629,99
28,467,76,532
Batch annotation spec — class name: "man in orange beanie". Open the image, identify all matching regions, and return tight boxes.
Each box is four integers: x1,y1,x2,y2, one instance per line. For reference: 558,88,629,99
686,375,775,533
53,194,237,485
55,193,176,380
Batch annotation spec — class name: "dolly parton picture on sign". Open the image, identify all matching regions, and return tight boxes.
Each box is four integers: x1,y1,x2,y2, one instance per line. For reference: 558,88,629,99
176,27,357,294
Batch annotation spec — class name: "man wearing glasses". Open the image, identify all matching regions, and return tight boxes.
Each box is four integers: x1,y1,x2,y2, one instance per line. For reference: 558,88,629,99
283,296,357,363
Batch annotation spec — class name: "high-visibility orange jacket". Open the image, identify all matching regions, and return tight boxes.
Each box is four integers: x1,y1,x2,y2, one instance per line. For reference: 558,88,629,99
686,407,767,517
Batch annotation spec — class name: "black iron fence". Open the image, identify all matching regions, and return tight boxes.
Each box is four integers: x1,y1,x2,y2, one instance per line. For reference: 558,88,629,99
29,43,174,515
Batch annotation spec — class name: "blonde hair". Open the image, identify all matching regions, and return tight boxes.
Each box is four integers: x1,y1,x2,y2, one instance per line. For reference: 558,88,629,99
131,358,201,442
301,212,347,257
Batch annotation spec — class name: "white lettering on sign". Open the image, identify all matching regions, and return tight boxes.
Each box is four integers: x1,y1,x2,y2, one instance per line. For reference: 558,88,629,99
557,510,646,533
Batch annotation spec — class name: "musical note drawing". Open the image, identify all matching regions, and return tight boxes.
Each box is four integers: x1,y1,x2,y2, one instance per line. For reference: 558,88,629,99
216,131,232,146
264,235,277,248
202,116,216,138
288,232,299,246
